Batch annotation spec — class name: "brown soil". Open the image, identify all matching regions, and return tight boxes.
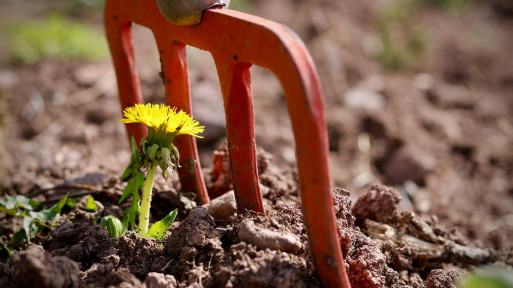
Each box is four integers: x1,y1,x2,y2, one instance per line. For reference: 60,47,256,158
1,0,513,287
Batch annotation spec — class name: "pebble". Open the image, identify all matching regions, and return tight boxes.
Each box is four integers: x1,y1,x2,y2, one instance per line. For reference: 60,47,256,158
344,86,386,111
202,190,237,221
381,145,436,185
238,220,302,254
414,73,435,91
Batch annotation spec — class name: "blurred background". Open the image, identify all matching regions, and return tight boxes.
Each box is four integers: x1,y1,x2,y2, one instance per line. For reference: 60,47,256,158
0,0,512,250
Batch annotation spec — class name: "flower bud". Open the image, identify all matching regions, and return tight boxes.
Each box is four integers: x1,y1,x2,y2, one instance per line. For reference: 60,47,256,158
100,215,124,237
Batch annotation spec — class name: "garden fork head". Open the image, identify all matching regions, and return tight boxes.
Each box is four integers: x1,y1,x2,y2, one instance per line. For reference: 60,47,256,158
104,0,351,287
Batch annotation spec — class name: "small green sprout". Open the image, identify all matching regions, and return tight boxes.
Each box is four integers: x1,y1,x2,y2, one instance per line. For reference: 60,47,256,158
84,195,98,212
119,103,204,237
458,266,513,288
100,215,124,238
0,194,68,242
0,238,12,263
143,209,178,239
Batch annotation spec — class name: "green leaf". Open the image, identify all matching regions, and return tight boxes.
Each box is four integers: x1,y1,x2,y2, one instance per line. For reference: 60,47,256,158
121,136,142,181
0,206,18,217
0,238,12,263
84,195,98,212
159,148,171,169
147,144,159,161
33,193,68,221
122,190,140,232
121,162,135,181
130,135,140,157
22,216,42,240
0,195,41,216
162,169,169,181
144,209,177,239
458,267,513,288
15,194,68,242
11,230,27,243
100,215,124,237
119,168,144,232
119,171,144,204
171,144,180,167
65,197,78,209
140,137,148,153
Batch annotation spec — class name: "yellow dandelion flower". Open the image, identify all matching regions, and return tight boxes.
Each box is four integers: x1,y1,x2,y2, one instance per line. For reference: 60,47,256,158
120,103,204,148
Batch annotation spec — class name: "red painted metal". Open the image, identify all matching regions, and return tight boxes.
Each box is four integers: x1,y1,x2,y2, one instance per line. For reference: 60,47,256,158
104,1,351,287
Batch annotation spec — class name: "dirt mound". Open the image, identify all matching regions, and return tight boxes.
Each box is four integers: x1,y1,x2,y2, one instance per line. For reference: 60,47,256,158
2,179,507,287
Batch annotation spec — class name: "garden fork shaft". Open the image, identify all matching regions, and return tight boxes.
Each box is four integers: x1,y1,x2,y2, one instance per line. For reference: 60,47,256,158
104,1,351,287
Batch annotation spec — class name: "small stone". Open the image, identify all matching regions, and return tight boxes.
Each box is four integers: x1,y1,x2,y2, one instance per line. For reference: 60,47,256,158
352,184,402,226
344,86,386,110
424,269,464,288
63,173,108,187
73,64,109,86
238,220,302,253
414,73,435,91
11,246,79,288
381,145,436,185
145,272,177,288
428,83,475,109
186,230,206,247
0,70,20,88
362,74,385,92
61,150,82,170
202,190,237,221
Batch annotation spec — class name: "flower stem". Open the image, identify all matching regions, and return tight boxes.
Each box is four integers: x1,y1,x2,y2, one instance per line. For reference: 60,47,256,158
137,161,158,237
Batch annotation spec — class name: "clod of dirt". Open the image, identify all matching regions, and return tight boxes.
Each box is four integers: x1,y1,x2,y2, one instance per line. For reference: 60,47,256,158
0,263,13,288
238,219,302,253
346,237,400,288
352,184,402,227
165,207,221,255
202,190,237,221
239,202,315,271
332,187,400,288
80,263,144,288
397,211,442,243
398,270,424,288
118,232,165,278
144,272,177,288
50,219,117,270
379,145,436,185
164,207,223,284
427,83,476,110
424,269,464,288
257,148,298,200
354,184,493,274
215,242,314,288
11,246,79,288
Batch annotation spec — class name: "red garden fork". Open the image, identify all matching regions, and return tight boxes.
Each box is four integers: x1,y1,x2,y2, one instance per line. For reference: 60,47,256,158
104,1,351,287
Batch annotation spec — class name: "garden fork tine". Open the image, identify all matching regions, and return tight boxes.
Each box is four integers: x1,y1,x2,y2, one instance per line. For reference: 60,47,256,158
104,1,351,287
156,40,210,205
